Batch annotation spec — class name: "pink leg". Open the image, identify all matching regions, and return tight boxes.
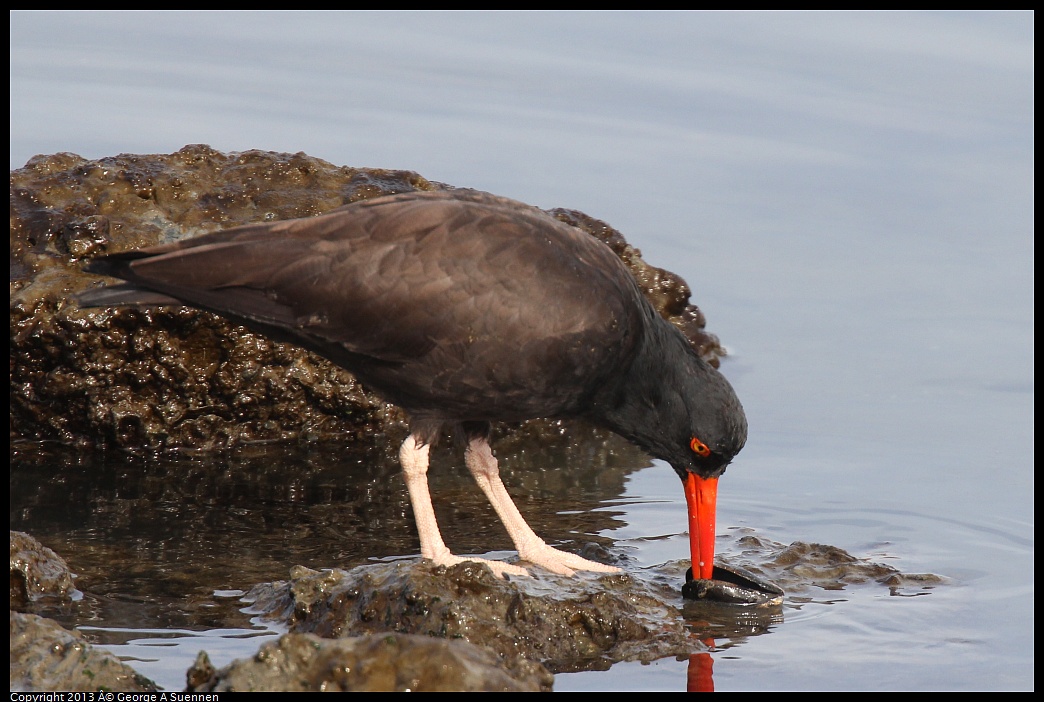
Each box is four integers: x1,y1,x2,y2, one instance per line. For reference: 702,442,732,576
399,434,527,578
464,436,619,576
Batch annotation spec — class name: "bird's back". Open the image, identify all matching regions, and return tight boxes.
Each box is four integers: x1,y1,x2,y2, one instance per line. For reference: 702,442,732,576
82,190,652,422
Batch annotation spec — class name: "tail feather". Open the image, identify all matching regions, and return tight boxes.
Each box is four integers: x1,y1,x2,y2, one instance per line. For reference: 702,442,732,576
77,283,183,308
83,252,150,279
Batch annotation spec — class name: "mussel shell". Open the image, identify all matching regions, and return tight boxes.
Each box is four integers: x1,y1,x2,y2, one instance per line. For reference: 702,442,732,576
682,563,784,606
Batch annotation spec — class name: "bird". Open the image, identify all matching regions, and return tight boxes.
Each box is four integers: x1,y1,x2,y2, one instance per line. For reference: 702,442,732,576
78,189,747,579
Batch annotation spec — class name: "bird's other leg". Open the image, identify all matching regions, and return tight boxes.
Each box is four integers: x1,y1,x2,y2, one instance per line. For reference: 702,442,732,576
463,434,619,576
399,433,526,578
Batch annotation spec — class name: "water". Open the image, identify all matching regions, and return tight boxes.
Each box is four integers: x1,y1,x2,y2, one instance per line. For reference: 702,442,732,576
9,10,1033,691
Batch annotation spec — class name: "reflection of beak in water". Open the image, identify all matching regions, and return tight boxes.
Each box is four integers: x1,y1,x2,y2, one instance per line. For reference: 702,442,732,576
687,641,716,692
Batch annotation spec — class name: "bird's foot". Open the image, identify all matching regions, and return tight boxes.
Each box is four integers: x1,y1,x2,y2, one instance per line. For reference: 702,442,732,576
517,542,620,577
425,547,618,579
427,552,531,579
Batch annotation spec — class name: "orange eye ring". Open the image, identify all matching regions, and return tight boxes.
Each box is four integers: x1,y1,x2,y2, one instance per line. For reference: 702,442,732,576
690,437,711,457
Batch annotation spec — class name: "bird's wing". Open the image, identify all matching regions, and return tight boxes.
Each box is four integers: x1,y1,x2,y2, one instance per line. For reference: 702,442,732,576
82,191,645,375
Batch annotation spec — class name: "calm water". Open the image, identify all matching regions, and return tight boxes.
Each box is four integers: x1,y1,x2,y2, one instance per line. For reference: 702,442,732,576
10,11,1033,691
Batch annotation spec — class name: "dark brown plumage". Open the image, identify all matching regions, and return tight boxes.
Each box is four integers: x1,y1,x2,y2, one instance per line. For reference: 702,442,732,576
80,189,746,577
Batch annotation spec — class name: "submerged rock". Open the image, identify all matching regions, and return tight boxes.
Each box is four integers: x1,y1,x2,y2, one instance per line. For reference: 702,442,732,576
768,541,945,595
724,533,946,597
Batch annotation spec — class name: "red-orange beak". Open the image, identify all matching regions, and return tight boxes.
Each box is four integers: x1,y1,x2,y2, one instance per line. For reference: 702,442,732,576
684,473,718,580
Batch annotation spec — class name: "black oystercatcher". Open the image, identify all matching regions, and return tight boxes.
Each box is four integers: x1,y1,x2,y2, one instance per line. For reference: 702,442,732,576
78,190,747,579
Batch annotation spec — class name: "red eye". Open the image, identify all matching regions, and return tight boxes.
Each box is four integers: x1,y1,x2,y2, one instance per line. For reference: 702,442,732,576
690,437,711,457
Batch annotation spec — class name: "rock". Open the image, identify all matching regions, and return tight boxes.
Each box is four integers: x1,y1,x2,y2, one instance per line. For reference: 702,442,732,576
10,531,77,609
185,632,553,692
244,560,701,674
10,611,158,692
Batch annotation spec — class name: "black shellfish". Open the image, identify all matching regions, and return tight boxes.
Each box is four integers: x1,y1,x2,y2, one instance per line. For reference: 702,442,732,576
683,563,784,606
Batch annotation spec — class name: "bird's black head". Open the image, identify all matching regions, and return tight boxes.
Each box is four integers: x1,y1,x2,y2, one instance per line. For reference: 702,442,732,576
591,326,748,482
668,377,747,481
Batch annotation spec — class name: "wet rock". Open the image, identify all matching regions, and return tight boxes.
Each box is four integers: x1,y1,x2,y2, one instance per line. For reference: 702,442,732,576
10,531,77,610
11,146,726,450
726,535,946,596
244,560,701,674
10,611,158,692
770,541,944,592
186,632,553,692
10,535,154,692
